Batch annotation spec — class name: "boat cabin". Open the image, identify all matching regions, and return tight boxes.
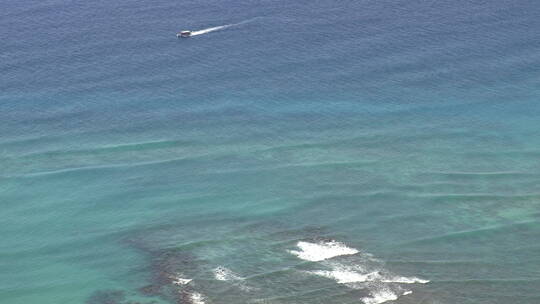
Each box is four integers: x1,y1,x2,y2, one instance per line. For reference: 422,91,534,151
177,31,191,38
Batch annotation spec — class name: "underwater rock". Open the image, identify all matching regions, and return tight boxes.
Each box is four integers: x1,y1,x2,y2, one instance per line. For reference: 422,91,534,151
85,290,125,304
138,284,162,296
150,249,195,286
85,289,160,304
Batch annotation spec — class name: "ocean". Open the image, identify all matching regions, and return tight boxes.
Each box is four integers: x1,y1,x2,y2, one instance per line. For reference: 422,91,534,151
1,0,540,303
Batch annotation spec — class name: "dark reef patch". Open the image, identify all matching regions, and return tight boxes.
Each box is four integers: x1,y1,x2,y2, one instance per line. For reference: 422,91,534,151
85,290,126,304
85,289,158,304
122,231,203,303
150,249,197,286
138,284,162,296
144,248,202,304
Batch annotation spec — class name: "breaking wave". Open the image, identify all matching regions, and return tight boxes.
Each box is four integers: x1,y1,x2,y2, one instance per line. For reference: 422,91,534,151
289,240,428,304
361,288,398,304
311,265,428,285
288,240,359,262
311,268,381,284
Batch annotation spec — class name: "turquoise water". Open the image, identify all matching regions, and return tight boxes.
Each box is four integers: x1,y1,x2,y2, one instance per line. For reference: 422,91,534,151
2,1,540,303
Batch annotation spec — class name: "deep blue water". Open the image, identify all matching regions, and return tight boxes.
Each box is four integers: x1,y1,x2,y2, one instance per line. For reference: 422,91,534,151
1,1,540,304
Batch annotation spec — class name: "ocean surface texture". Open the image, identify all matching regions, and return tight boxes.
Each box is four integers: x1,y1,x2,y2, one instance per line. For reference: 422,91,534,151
1,1,540,304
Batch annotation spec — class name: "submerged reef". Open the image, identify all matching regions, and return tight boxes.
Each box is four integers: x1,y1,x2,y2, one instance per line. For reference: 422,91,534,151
85,289,158,304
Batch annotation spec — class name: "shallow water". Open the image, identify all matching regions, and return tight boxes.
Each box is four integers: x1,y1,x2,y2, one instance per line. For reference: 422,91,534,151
1,0,540,303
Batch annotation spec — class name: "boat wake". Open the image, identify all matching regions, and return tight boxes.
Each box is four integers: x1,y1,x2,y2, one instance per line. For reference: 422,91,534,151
189,18,259,36
190,25,230,36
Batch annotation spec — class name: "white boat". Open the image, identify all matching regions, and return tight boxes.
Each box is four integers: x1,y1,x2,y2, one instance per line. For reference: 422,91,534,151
177,31,191,38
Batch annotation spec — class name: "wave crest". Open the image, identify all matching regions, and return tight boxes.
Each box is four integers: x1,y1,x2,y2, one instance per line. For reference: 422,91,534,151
289,240,359,262
290,240,428,304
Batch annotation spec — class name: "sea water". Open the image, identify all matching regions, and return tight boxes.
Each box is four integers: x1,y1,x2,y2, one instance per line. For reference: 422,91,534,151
1,0,540,303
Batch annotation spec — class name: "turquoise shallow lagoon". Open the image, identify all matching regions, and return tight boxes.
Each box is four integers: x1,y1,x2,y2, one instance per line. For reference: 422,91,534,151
1,1,540,303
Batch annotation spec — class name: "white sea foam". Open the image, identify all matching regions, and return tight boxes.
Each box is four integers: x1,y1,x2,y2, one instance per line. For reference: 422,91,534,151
289,241,359,262
213,266,243,281
190,292,206,304
213,266,253,292
292,240,428,304
382,276,429,284
312,267,429,285
172,274,192,285
361,289,399,304
311,269,381,284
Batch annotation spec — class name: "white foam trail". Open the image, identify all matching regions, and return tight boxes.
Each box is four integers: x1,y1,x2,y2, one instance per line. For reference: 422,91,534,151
190,25,231,36
362,289,398,304
190,18,259,36
289,241,359,262
190,292,206,304
213,266,243,281
403,290,413,296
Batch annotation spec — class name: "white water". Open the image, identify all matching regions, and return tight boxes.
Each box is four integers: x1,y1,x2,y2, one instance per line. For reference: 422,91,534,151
213,266,253,291
189,18,259,36
171,273,192,285
311,268,381,284
383,276,429,284
289,241,429,304
289,240,359,262
310,264,429,285
361,289,398,304
213,266,243,281
190,292,206,304
190,25,231,36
